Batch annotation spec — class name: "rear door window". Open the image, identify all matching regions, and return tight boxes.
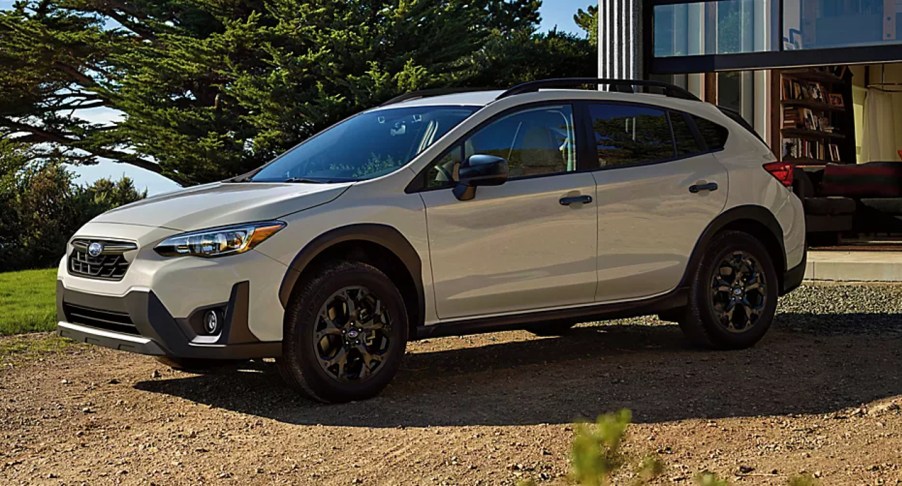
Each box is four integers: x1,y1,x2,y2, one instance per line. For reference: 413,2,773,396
587,103,675,169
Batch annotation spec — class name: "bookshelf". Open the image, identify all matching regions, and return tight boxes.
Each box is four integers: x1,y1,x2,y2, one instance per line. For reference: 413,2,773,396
778,67,855,166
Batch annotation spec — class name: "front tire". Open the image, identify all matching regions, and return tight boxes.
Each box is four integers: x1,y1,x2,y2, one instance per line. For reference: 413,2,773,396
277,261,408,403
678,231,779,350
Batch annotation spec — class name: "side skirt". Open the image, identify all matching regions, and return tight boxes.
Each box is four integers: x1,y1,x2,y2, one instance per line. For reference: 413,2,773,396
414,288,689,340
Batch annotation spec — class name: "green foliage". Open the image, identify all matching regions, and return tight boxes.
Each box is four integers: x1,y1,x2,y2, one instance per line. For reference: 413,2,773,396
696,471,730,486
571,409,633,486
788,474,820,486
0,333,73,365
0,268,58,335
574,5,598,46
634,455,665,484
0,144,146,271
0,1,595,184
528,408,821,486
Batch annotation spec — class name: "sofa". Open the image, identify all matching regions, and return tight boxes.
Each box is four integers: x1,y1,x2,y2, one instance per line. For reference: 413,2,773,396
793,162,902,237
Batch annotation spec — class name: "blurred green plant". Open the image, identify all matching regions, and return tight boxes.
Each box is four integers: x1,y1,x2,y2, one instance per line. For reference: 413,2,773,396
696,471,730,486
788,474,820,486
634,455,665,484
518,408,821,486
571,409,633,486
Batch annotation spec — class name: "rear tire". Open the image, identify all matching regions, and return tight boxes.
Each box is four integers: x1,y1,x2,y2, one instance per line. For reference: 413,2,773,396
678,231,779,350
276,261,408,403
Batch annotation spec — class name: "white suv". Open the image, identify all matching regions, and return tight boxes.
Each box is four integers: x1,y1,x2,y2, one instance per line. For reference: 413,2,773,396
57,79,806,403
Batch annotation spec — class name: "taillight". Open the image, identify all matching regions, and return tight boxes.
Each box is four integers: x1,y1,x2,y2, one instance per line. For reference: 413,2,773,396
763,161,793,187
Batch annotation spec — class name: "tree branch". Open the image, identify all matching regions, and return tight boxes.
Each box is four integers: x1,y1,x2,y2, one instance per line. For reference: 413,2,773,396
52,62,100,90
0,116,164,175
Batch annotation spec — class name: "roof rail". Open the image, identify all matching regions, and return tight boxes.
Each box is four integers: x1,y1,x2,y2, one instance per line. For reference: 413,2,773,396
497,78,701,102
380,88,492,107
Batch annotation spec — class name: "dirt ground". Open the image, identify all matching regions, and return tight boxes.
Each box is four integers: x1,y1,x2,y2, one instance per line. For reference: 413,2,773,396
2,291,902,485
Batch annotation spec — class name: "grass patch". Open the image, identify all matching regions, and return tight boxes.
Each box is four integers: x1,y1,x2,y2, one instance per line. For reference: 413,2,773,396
0,334,73,365
0,268,58,335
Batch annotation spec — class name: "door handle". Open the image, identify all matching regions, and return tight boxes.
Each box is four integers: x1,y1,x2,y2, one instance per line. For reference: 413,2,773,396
559,195,593,206
689,182,719,194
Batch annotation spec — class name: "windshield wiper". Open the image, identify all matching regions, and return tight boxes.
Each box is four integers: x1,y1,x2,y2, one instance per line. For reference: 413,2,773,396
284,177,359,184
282,177,328,183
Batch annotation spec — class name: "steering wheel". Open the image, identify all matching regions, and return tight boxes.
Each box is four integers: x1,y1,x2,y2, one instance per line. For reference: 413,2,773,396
435,163,454,182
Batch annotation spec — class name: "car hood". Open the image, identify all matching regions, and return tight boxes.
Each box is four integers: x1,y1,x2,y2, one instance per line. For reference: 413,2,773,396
94,182,353,231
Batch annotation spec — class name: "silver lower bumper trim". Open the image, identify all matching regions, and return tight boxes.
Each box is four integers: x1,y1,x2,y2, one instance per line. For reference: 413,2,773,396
57,321,164,355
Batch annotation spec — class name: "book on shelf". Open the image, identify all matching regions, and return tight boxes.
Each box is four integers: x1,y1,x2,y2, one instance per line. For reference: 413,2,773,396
782,106,834,132
783,137,830,161
782,106,799,128
781,78,831,103
780,67,850,165
828,144,841,162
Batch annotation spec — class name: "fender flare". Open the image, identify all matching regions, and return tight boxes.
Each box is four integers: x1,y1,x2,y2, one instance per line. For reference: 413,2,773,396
277,224,425,324
681,205,787,289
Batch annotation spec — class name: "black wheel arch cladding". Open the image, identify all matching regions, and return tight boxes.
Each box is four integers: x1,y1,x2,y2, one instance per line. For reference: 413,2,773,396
683,205,788,285
278,224,425,328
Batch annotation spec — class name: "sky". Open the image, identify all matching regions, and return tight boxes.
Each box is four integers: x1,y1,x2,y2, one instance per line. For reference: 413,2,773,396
3,0,595,195
541,0,594,34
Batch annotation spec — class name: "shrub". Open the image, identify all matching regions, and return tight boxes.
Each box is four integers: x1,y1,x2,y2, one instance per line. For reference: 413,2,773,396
0,143,146,271
566,409,664,486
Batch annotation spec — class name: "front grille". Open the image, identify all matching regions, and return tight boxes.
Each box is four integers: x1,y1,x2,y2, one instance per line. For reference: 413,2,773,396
63,303,139,335
68,239,137,281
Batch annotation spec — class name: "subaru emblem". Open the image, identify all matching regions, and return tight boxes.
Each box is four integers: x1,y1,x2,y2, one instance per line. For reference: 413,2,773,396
87,242,104,258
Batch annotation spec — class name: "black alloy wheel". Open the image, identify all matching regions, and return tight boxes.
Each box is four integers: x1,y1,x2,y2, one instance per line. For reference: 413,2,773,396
277,261,408,403
709,251,768,333
313,287,394,382
678,230,778,350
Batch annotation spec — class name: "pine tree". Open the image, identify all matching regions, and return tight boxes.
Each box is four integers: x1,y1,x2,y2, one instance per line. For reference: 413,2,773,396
0,1,595,184
574,5,598,47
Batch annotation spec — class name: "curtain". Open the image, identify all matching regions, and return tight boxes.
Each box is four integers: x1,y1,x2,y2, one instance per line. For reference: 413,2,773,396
861,88,902,162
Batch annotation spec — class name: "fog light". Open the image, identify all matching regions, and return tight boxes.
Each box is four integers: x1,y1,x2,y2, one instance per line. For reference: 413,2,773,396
203,310,222,335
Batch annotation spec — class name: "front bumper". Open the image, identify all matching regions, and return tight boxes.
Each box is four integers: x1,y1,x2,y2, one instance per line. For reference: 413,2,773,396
57,281,281,360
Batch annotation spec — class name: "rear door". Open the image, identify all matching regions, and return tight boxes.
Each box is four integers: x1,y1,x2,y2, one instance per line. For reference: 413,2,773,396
584,103,729,302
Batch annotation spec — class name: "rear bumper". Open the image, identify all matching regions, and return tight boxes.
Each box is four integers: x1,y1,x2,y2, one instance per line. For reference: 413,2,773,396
781,247,807,295
56,281,281,360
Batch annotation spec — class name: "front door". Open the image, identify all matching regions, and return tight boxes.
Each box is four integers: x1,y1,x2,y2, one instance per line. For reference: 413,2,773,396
418,104,598,319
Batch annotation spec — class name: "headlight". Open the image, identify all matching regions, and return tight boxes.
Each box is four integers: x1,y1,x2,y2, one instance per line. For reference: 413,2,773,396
155,221,286,258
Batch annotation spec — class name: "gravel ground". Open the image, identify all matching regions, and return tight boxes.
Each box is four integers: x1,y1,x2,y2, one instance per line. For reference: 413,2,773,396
1,283,901,485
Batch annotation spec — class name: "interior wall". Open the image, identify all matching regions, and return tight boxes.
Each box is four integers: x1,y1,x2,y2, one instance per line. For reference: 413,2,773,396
858,63,902,163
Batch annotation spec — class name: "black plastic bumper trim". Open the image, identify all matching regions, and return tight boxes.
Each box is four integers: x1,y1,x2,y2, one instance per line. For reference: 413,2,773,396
416,287,689,339
57,281,281,360
781,249,808,296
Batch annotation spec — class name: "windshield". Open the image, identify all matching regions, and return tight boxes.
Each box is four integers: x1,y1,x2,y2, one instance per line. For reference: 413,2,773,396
250,106,478,183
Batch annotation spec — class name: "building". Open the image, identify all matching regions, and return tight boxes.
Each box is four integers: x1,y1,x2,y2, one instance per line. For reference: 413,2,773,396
599,0,902,244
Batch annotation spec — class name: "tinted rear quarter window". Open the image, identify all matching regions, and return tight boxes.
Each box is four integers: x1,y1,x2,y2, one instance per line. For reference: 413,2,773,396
670,112,703,157
693,116,729,151
588,104,675,169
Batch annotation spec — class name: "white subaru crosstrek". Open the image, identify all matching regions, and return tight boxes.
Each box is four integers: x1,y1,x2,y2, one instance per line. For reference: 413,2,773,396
57,79,806,403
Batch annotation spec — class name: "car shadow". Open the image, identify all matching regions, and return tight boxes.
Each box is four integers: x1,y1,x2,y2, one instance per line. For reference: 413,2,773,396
134,312,902,428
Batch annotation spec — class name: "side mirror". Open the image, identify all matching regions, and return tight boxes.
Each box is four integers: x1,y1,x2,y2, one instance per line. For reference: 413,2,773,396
453,154,509,201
